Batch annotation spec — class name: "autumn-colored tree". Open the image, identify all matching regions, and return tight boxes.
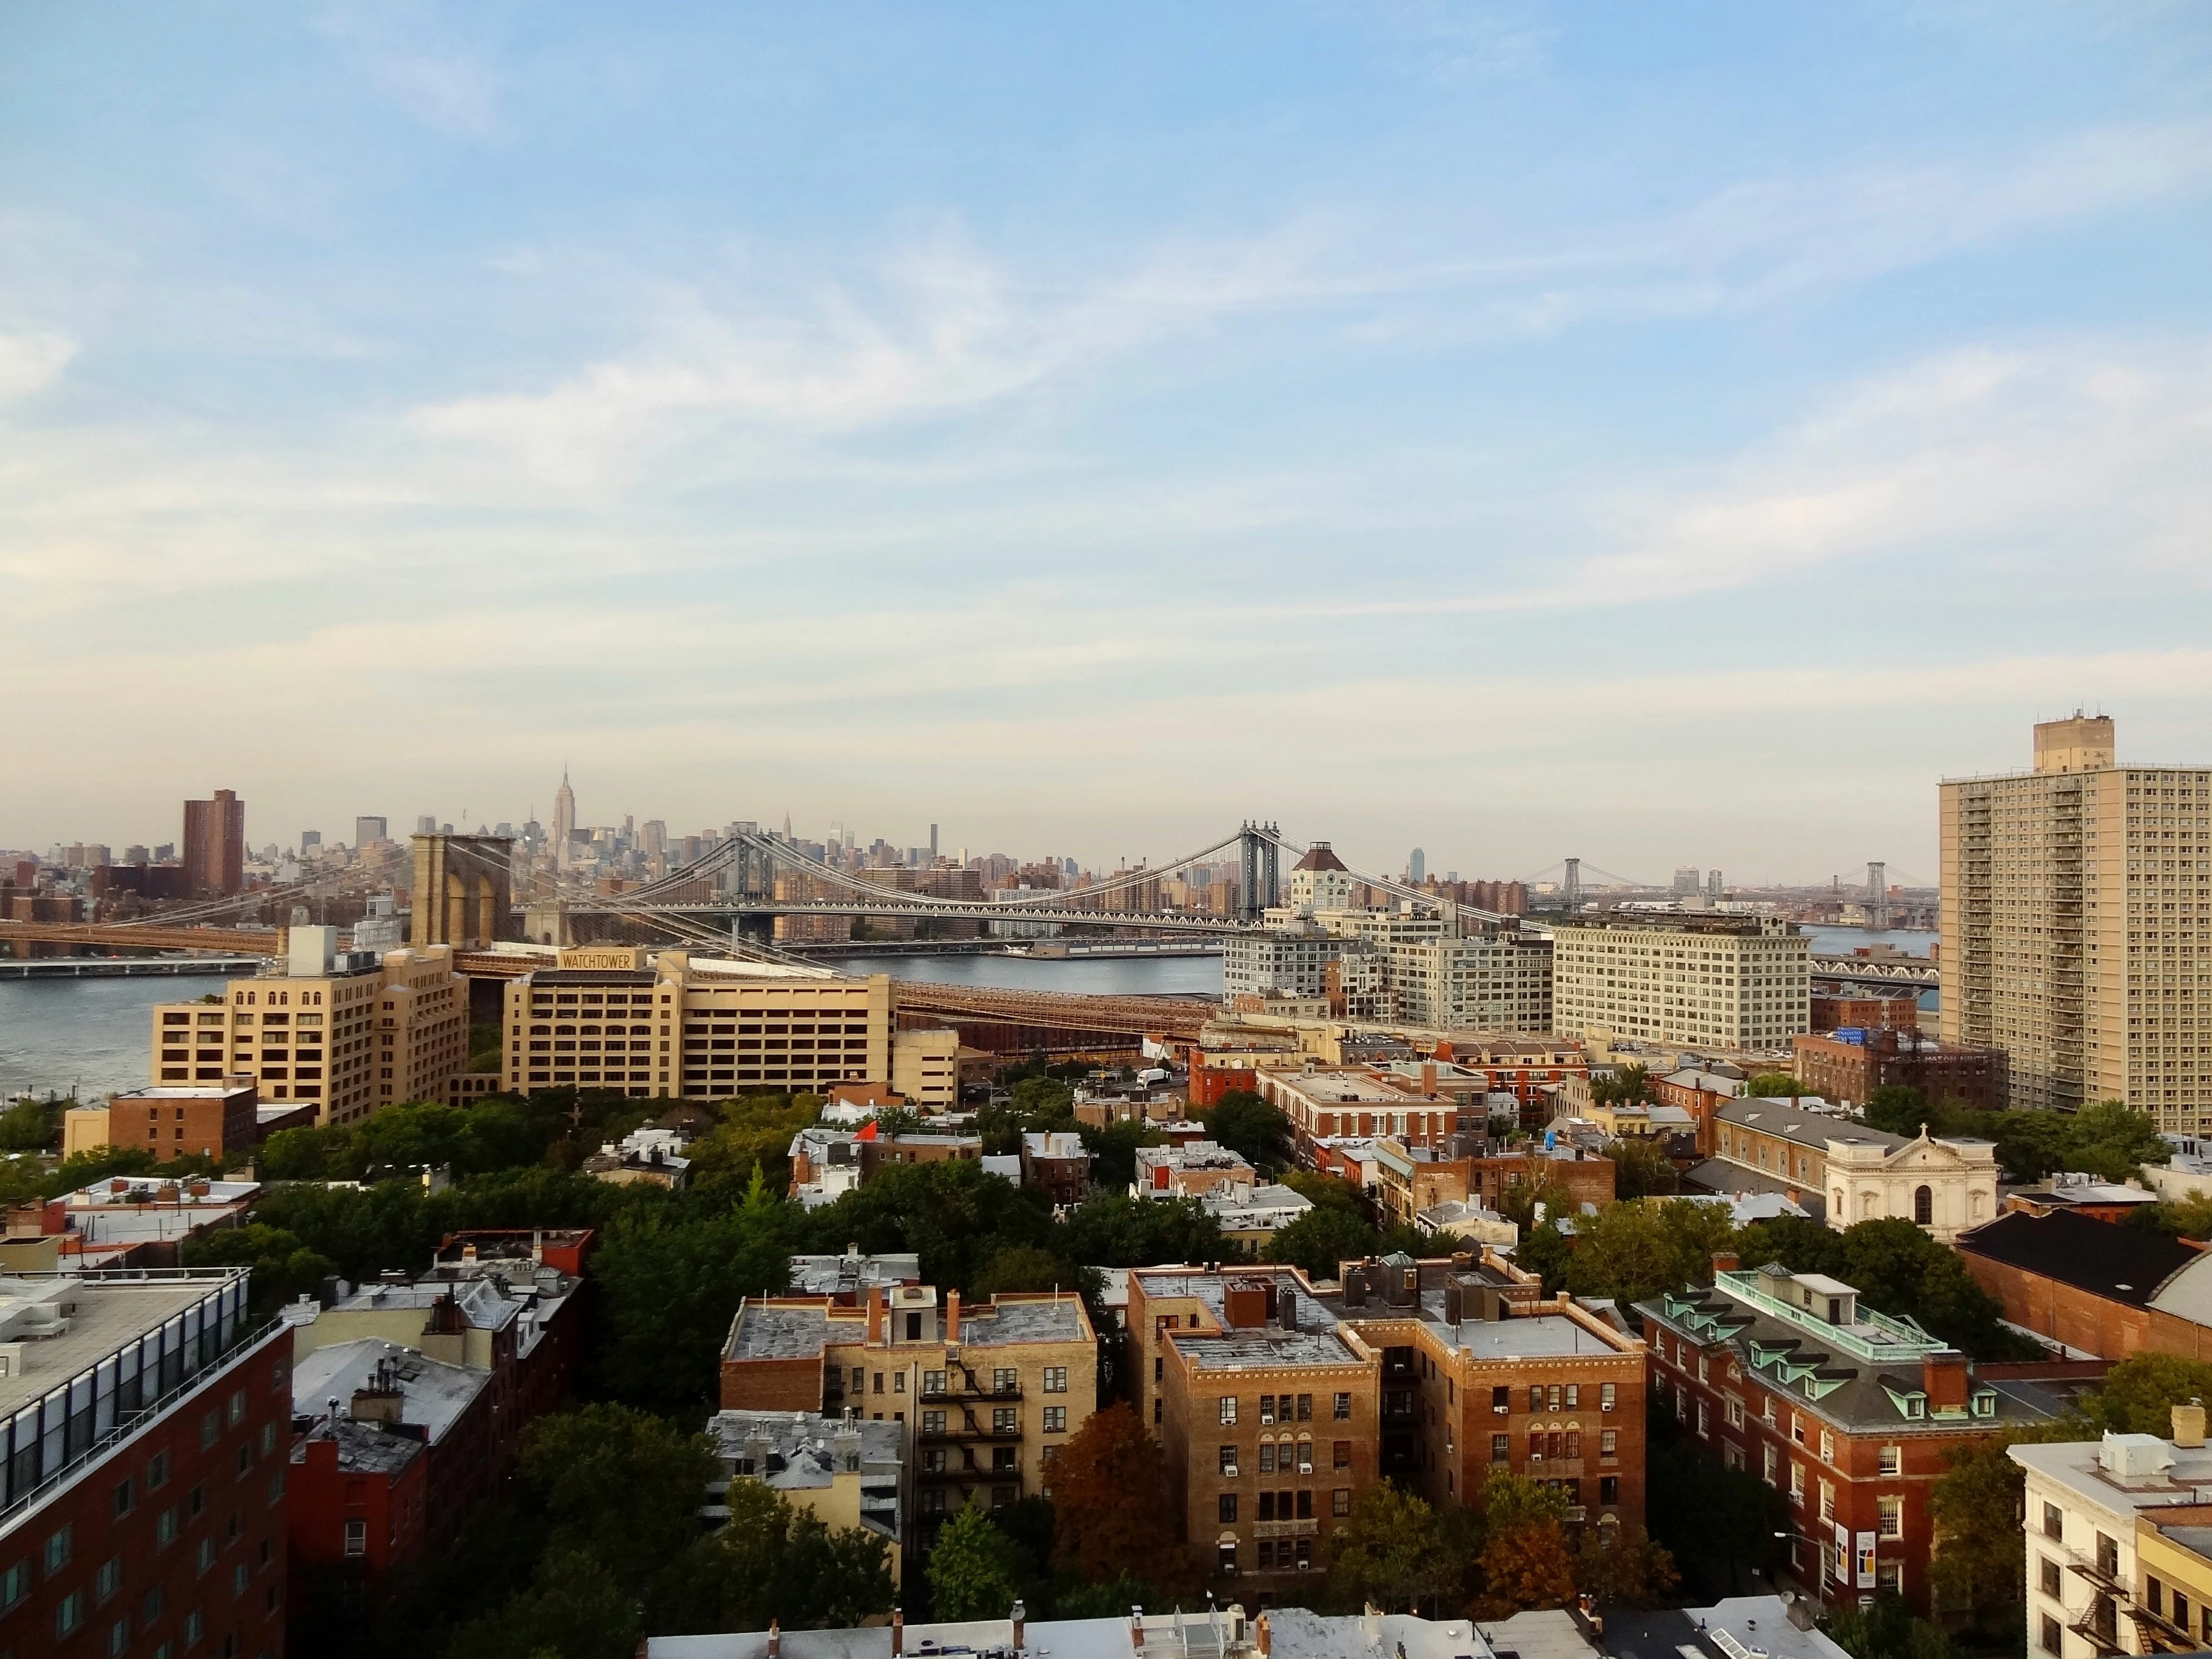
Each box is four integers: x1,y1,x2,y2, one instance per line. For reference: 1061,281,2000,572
1929,1423,2091,1641
1472,1470,1576,1618
1048,1402,1203,1597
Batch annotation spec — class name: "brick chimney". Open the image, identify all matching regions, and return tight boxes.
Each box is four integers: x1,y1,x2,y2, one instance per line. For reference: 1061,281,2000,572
2176,1401,2207,1449
866,1285,885,1344
1711,1251,1740,1276
891,1608,903,1656
766,1619,781,1658
1255,1610,1272,1655
945,1289,960,1344
1011,1598,1025,1650
1923,1350,1971,1411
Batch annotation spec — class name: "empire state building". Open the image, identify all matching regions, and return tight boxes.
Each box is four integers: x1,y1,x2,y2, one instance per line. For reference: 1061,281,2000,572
552,767,575,869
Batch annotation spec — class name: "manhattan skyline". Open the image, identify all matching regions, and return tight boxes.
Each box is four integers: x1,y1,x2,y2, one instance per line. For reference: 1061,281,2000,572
4,5,2210,873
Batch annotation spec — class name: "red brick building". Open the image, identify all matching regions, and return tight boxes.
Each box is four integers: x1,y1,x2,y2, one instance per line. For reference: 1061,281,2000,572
0,1270,290,1659
1130,1252,1646,1602
1790,1031,2000,1113
1809,993,1920,1033
1639,1254,2074,1610
1955,1209,2202,1358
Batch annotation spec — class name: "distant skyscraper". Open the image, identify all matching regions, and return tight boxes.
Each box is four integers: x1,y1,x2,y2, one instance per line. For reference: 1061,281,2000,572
181,788,244,897
1942,714,2212,1126
354,816,387,846
930,823,939,861
1672,866,1701,895
300,831,321,852
1407,848,1425,885
1707,869,1723,899
553,767,577,869
415,815,438,836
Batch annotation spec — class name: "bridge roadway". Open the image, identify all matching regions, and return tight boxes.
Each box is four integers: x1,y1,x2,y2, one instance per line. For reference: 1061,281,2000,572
579,899,1261,935
1808,954,1940,988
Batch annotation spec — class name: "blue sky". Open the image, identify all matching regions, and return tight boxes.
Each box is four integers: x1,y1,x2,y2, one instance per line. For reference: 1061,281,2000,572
5,3,2211,885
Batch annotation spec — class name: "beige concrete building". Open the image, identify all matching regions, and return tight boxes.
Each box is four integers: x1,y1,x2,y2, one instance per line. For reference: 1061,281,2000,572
1550,913,1809,1049
1942,716,2212,1126
891,1027,961,1110
499,945,896,1100
719,1286,1098,1555
148,929,469,1126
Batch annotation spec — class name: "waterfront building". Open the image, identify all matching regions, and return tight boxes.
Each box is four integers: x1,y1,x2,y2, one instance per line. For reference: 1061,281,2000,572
182,788,246,897
1551,913,1809,1049
147,929,469,1125
497,945,896,1101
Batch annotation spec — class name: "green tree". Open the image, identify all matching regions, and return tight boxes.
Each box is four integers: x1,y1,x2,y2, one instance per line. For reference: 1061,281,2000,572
2083,1352,2212,1434
1604,1137,1678,1199
1590,1065,1653,1107
181,1223,336,1315
1743,1073,1808,1099
972,1244,1078,1298
927,1505,1028,1620
1076,1119,1162,1191
1324,1482,1458,1615
1646,1411,1788,1599
1928,1424,2085,1642
518,1404,720,1603
1826,1591,1956,1659
258,1122,356,1181
2065,1101,2173,1181
805,1157,1055,1295
0,1098,57,1153
1056,1193,1223,1269
1262,1204,1378,1278
447,1547,639,1659
1833,1219,2042,1361
1515,1222,1572,1293
1863,1084,1937,1136
1571,1524,1678,1608
1496,1176,1571,1236
1563,1199,1737,1308
1280,1170,1370,1214
692,1478,896,1632
590,1181,801,1413
1201,1091,1293,1173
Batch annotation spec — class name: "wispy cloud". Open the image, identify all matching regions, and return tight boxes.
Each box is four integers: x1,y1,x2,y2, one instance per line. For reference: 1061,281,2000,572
0,333,75,402
315,2,503,140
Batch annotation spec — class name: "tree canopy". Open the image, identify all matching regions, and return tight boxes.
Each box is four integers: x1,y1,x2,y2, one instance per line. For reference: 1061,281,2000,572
1322,1482,1460,1615
927,1506,1029,1621
1047,1402,1202,1598
1200,1091,1293,1173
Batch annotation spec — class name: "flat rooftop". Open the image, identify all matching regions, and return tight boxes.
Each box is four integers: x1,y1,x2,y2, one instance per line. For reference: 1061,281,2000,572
292,1336,488,1446
0,1273,243,1419
727,1301,834,1362
958,1295,1087,1346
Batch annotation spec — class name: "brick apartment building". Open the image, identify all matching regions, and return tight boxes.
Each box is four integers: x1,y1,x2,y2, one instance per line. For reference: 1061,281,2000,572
1791,1030,2000,1114
1808,992,1921,1033
1128,1252,1646,1601
1638,1255,2074,1610
0,1270,290,1659
719,1284,1098,1562
1363,1136,1618,1229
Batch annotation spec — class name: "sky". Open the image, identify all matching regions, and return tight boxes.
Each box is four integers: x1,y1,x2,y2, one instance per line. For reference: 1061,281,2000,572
4,4,2211,887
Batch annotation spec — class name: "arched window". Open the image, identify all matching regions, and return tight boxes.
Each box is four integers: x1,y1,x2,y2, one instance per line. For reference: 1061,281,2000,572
1914,1185,1933,1225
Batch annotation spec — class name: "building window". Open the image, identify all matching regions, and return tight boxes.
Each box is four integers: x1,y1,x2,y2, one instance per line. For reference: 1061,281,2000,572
44,1526,72,1574
1763,1445,1778,1485
1334,1488,1352,1517
1333,1393,1351,1420
993,1407,1017,1434
1492,1434,1510,1463
1600,1382,1617,1412
1880,1445,1902,1476
343,1521,366,1558
1726,1397,1744,1429
1044,1367,1068,1393
2044,1503,2064,1540
1879,1496,1903,1538
2041,1616,2063,1655
1221,1397,1239,1427
56,1590,84,1638
1820,1430,1835,1464
1819,1481,1835,1523
1219,1495,1238,1524
1335,1440,1352,1470
1697,1402,1709,1439
1042,1407,1066,1433
1914,1185,1932,1225
1219,1445,1239,1476
1218,1542,1238,1577
2040,1558,2062,1598
1493,1385,1511,1413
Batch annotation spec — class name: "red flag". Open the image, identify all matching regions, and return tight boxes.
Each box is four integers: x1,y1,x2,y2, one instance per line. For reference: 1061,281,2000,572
855,1120,879,1141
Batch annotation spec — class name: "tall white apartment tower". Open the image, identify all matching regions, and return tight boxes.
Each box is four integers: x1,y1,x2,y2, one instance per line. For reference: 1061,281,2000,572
1942,715,2212,1127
